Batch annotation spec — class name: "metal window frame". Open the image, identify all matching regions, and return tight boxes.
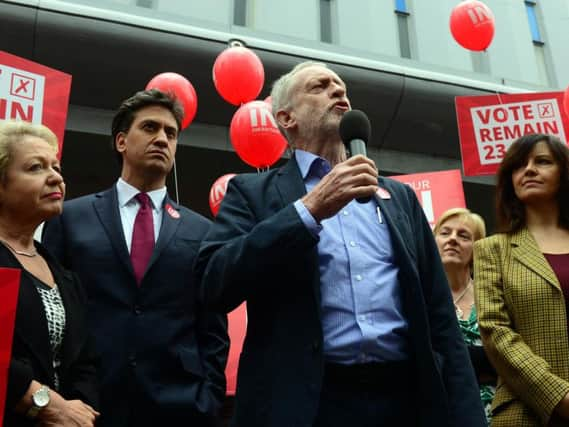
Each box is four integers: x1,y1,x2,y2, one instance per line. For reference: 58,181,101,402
524,1,543,43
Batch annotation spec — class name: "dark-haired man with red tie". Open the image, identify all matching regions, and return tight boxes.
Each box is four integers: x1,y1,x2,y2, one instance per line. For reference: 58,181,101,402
42,89,228,427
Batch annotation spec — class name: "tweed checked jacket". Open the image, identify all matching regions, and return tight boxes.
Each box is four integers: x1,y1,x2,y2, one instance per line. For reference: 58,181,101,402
474,228,569,427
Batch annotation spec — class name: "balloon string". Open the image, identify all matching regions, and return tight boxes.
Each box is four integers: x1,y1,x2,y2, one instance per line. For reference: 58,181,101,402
173,158,180,205
496,91,504,105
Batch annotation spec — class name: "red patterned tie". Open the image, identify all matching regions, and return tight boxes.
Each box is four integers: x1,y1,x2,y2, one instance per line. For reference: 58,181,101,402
130,193,155,285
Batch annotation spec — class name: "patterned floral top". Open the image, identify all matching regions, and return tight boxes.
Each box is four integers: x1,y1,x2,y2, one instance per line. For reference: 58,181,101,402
458,304,495,424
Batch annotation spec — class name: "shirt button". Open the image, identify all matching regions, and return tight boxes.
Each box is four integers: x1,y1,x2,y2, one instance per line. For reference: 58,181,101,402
343,210,349,216
349,241,356,247
134,306,141,315
355,274,363,281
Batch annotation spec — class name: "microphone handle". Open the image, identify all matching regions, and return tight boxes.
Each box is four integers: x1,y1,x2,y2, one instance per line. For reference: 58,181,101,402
348,139,367,157
348,139,372,203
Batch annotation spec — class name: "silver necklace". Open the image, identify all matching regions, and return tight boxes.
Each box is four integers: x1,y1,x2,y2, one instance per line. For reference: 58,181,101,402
453,281,472,319
1,240,38,257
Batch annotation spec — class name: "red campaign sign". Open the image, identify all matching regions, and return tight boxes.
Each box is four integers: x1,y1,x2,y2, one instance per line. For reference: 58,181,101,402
0,268,21,426
456,91,569,176
225,302,247,396
390,170,466,227
0,50,72,158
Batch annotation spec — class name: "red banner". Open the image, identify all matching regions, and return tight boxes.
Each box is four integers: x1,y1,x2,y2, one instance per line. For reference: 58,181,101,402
0,268,21,425
225,303,247,396
391,170,466,227
455,91,569,176
0,50,72,158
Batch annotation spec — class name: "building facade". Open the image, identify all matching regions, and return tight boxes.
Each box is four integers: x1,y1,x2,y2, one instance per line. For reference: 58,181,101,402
1,0,568,229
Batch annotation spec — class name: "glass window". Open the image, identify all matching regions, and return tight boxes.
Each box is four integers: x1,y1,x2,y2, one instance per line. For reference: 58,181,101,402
395,0,408,14
525,1,543,43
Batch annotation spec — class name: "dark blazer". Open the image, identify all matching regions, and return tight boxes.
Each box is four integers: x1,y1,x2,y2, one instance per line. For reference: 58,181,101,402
196,157,486,427
2,242,99,427
42,187,229,426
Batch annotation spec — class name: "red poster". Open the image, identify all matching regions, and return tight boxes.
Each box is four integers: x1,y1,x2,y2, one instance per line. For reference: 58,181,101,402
0,268,21,425
455,91,569,176
225,302,247,396
390,170,466,227
0,50,72,158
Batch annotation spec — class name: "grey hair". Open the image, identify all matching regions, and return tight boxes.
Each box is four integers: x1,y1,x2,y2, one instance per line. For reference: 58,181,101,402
270,61,328,139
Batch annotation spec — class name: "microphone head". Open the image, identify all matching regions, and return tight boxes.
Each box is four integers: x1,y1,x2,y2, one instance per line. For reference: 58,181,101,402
339,109,371,146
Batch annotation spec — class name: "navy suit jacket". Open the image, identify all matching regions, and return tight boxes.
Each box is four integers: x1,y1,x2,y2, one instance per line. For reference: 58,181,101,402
42,187,228,426
196,157,486,427
2,242,99,427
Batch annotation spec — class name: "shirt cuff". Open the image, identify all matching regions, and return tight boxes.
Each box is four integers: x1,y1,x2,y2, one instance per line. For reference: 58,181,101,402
294,200,322,237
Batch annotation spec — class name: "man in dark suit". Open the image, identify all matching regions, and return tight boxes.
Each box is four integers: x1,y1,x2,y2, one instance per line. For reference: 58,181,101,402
196,62,486,427
42,89,229,426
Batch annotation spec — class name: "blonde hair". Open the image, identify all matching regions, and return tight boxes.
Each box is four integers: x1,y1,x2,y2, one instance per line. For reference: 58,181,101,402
433,207,487,242
0,120,59,181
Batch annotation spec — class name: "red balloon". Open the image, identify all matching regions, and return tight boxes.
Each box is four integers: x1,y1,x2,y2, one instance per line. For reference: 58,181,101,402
146,72,197,129
564,86,569,120
209,173,236,217
230,101,288,168
213,47,264,106
450,0,495,51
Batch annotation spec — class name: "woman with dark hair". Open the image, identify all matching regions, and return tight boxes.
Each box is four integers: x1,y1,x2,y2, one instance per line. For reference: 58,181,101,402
0,120,99,426
475,133,569,426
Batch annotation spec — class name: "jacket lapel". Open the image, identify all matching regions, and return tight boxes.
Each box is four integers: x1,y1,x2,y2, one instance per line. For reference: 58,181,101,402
375,178,415,264
275,155,307,206
275,156,321,306
0,245,53,378
92,187,135,278
145,196,181,274
511,228,560,290
41,246,83,374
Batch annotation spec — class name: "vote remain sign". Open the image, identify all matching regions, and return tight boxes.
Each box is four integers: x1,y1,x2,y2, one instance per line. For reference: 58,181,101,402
455,91,569,176
0,50,72,156
390,169,466,228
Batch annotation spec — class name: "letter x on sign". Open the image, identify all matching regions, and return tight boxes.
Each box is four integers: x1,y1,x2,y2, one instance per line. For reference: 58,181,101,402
538,102,554,119
10,74,36,101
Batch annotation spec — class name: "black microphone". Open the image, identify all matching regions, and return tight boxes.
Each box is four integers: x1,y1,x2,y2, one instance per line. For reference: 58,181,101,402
339,109,373,203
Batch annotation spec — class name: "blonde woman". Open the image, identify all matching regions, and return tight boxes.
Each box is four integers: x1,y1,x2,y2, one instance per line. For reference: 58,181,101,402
0,120,99,426
434,208,496,422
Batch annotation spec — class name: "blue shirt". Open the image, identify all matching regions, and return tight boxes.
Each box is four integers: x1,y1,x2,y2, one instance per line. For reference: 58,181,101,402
293,150,409,364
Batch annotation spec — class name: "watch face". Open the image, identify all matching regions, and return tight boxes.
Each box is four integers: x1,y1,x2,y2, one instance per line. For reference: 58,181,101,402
33,387,50,407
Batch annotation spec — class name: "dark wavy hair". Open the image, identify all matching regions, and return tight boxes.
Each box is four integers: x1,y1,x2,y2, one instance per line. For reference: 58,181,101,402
495,133,569,233
110,89,184,165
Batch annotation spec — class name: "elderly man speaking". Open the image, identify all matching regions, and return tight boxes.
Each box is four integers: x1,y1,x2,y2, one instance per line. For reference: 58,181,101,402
197,61,486,427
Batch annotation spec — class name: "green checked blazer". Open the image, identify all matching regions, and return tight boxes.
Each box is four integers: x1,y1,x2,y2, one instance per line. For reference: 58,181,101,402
474,228,569,427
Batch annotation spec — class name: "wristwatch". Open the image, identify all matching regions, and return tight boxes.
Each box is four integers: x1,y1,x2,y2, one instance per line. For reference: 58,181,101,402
26,385,50,418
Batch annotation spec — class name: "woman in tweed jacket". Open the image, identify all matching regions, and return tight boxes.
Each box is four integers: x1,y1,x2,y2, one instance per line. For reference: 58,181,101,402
474,133,569,427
